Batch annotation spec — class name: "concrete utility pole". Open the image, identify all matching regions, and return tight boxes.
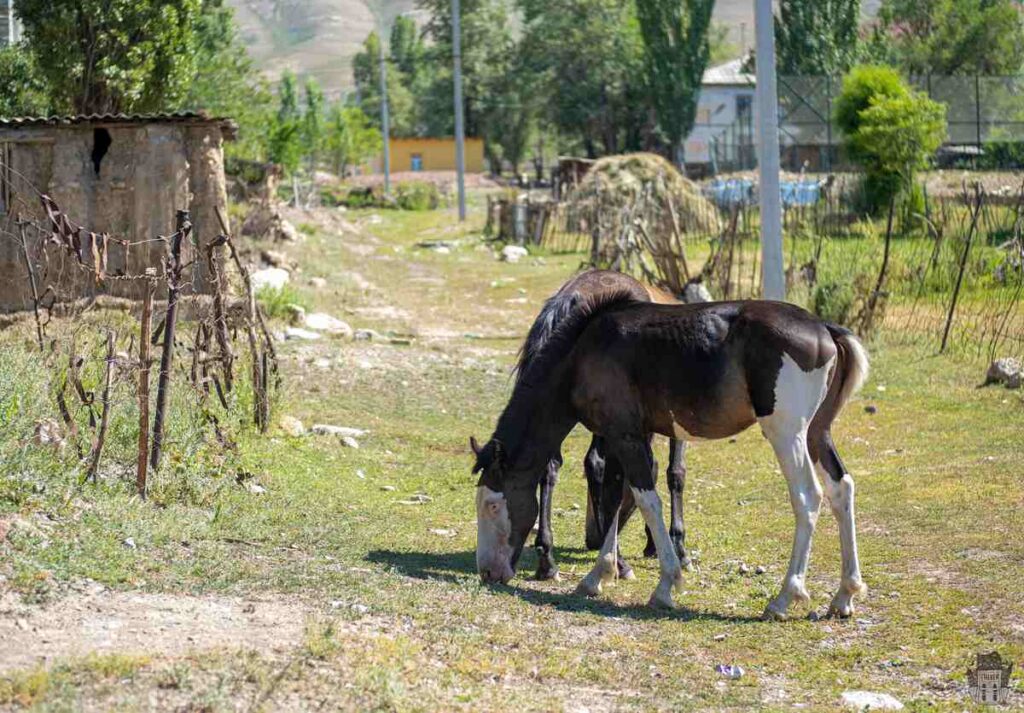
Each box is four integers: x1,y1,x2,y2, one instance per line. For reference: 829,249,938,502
754,0,785,301
451,0,467,221
378,36,391,197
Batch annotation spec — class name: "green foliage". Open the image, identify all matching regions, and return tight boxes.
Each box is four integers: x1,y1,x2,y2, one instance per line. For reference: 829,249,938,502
833,65,909,137
775,0,861,76
875,0,1024,75
518,0,648,157
836,65,946,214
16,0,202,114
256,284,309,320
325,106,383,177
812,280,856,325
302,78,325,170
395,181,443,211
185,0,273,161
635,0,715,162
0,44,49,117
268,71,304,174
352,31,417,137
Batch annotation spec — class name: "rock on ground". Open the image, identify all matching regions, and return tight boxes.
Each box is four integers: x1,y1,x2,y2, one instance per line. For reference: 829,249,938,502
311,424,367,438
985,357,1022,389
309,277,328,289
279,415,305,437
304,312,353,337
284,326,322,341
260,249,290,269
840,691,904,710
500,245,529,263
251,267,290,292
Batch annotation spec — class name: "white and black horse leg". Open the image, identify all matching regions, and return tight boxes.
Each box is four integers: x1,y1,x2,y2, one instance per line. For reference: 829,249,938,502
584,435,636,579
759,355,832,620
534,455,561,581
666,438,692,569
614,434,684,609
813,432,866,617
575,505,619,597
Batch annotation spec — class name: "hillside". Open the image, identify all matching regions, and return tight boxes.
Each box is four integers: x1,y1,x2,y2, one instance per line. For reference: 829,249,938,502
226,0,883,95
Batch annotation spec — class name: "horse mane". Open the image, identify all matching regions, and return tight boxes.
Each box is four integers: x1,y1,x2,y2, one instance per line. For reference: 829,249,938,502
512,282,584,385
478,288,640,472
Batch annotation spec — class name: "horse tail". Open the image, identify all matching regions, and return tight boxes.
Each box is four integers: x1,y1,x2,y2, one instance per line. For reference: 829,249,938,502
810,324,869,442
829,324,870,417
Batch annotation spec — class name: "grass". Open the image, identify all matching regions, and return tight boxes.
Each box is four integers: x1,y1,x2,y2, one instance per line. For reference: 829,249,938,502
1,197,1022,710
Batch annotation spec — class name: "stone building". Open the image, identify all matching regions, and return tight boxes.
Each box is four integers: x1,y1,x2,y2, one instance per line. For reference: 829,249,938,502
0,112,235,311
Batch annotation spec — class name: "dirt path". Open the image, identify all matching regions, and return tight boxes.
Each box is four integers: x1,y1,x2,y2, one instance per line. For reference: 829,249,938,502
0,586,312,673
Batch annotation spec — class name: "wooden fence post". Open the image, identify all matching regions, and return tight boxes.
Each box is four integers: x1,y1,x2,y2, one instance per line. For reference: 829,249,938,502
137,279,154,497
941,186,984,353
150,210,191,473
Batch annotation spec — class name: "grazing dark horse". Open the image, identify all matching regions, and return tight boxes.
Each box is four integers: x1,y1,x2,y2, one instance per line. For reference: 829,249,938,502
473,290,869,619
512,270,693,582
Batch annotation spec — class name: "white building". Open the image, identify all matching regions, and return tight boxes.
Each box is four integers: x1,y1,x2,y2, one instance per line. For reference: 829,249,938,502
0,0,22,47
684,59,757,175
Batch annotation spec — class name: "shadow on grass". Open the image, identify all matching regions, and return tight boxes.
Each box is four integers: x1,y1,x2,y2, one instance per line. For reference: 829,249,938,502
366,548,765,624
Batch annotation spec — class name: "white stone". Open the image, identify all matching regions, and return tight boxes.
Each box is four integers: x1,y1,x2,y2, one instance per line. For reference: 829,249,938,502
311,424,367,438
340,436,360,449
251,267,290,292
840,691,904,710
284,327,322,341
279,416,305,437
309,277,328,289
986,357,1022,388
304,312,353,337
244,481,267,495
500,245,529,263
278,219,300,242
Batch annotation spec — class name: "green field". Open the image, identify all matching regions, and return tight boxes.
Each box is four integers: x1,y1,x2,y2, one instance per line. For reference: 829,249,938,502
1,198,1022,710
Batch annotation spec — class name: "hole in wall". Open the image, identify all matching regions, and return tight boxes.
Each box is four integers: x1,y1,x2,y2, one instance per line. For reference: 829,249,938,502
91,128,112,176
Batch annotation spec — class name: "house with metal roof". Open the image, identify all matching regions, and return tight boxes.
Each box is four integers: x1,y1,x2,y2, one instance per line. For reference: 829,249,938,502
0,112,235,310
684,59,758,176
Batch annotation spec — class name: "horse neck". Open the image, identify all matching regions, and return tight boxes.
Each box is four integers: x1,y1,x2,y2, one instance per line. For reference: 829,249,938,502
496,371,575,471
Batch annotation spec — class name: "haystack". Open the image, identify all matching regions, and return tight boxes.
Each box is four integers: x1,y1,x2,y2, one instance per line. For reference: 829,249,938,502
567,153,722,293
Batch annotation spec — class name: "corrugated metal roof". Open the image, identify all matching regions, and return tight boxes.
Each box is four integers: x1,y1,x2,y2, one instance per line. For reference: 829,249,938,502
0,111,237,138
703,59,756,87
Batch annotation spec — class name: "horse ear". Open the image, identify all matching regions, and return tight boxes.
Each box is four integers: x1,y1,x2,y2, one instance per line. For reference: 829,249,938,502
470,436,482,455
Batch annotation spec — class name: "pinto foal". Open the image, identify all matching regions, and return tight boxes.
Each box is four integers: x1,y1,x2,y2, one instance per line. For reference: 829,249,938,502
473,291,869,619
513,270,694,581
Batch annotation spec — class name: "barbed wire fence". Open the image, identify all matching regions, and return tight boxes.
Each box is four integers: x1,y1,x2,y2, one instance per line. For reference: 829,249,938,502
0,170,278,498
518,174,1024,360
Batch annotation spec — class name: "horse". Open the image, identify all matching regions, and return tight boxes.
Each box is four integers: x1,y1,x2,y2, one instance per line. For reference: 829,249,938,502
510,270,697,582
472,290,869,620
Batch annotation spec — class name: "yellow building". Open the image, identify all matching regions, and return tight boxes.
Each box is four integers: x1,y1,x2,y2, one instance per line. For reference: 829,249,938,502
374,137,485,173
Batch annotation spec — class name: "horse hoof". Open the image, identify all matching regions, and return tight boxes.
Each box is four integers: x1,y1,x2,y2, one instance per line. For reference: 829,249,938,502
826,602,854,619
535,567,560,582
575,580,601,598
762,605,789,622
643,546,658,559
617,561,635,580
648,592,675,610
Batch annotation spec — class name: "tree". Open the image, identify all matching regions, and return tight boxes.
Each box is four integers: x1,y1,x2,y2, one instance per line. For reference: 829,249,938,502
389,15,424,82
518,0,648,157
835,65,946,213
324,105,383,176
352,31,417,136
635,0,716,166
775,0,861,76
185,0,273,161
0,44,50,117
875,0,1024,75
268,71,303,174
302,78,325,171
16,0,202,114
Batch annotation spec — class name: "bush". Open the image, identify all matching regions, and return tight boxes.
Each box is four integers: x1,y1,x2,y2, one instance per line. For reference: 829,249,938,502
813,280,856,325
256,284,308,320
394,181,441,211
836,65,947,216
